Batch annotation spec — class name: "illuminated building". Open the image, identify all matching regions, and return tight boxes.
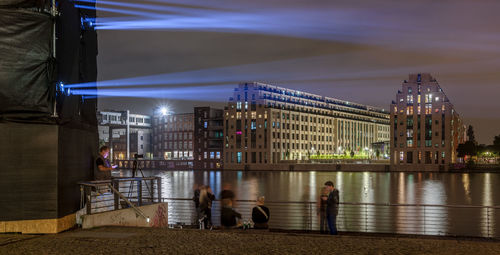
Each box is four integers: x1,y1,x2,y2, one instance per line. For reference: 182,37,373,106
97,110,153,159
390,73,466,171
223,82,390,170
194,107,224,170
152,111,194,160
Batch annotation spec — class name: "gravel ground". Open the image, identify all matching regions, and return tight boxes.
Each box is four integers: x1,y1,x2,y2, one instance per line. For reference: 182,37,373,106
1,227,499,255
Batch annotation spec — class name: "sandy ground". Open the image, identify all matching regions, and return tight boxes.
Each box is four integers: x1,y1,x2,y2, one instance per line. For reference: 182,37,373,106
1,227,499,255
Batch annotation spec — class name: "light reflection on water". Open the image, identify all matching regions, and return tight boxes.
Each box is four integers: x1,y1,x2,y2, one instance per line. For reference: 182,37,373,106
121,170,500,206
120,170,499,236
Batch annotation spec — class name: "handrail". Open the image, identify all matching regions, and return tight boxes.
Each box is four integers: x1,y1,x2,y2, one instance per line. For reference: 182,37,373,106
161,198,500,209
78,177,162,216
107,184,149,222
161,197,499,237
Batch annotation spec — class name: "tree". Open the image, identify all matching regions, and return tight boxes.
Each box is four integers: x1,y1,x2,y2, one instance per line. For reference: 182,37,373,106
493,135,500,154
467,125,476,144
457,141,476,158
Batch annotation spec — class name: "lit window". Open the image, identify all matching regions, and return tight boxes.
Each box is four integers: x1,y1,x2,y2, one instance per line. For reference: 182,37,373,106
399,151,404,162
237,152,242,163
236,102,242,109
407,95,414,104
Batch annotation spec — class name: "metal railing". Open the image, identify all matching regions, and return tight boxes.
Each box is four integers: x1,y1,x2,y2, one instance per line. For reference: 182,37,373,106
162,198,500,238
78,177,162,215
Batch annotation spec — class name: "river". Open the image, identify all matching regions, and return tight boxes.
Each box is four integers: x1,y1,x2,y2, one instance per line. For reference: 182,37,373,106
116,170,500,237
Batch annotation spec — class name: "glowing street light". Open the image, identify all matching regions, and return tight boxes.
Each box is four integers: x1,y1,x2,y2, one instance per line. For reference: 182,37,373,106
160,107,168,116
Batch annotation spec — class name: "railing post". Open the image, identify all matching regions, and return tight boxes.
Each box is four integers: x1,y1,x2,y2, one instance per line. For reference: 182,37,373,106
150,179,154,203
85,185,92,215
423,206,426,235
157,177,162,203
113,179,119,210
487,207,490,238
137,178,143,206
365,204,368,232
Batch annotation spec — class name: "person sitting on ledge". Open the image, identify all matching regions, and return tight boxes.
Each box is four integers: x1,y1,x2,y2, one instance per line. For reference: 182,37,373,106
221,198,242,228
252,196,270,229
95,146,117,180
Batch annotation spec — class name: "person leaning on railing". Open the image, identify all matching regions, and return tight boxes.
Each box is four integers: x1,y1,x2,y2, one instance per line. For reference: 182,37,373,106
95,146,117,180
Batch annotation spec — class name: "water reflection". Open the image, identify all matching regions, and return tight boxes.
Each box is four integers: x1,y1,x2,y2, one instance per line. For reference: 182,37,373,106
119,170,499,236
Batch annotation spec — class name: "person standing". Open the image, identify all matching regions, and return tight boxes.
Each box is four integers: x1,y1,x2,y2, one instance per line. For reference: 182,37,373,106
318,187,329,234
324,181,339,235
192,184,201,225
199,185,215,229
92,146,116,212
252,196,270,229
95,146,116,180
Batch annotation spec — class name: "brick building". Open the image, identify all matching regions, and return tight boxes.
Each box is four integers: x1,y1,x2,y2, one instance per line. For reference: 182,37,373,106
153,112,194,160
390,73,466,171
194,107,224,170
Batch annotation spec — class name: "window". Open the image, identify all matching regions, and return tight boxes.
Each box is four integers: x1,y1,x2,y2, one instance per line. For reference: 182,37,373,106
425,104,432,114
399,151,404,163
204,122,208,128
425,94,432,103
237,152,242,163
407,106,413,115
236,102,242,110
407,95,413,104
406,151,413,163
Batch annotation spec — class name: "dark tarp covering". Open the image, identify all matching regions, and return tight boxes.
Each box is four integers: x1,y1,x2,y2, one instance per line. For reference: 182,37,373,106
0,9,54,118
0,0,49,8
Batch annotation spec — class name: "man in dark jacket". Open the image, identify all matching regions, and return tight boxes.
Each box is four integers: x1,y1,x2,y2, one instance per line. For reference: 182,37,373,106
324,181,339,235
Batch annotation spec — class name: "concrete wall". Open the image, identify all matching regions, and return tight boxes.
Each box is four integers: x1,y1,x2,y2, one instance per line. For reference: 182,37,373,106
224,163,390,172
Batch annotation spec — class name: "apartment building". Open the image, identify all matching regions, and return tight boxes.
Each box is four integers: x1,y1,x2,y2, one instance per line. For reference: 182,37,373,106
97,110,152,159
194,107,224,170
390,73,465,171
152,112,194,160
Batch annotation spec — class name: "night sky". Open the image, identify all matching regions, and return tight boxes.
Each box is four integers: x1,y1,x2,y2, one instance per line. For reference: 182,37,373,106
94,0,500,144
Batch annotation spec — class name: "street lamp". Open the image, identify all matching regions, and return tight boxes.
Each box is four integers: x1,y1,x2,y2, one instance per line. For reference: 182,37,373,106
160,107,168,116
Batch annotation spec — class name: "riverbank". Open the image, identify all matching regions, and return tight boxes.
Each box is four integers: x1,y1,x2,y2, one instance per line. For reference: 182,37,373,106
1,227,499,255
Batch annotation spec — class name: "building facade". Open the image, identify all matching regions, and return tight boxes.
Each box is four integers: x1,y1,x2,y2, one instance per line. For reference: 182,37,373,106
390,73,465,171
97,111,153,160
223,82,390,170
153,112,194,160
194,107,224,170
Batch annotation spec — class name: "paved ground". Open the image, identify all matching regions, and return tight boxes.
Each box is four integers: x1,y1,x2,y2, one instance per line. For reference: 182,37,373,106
1,227,499,255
